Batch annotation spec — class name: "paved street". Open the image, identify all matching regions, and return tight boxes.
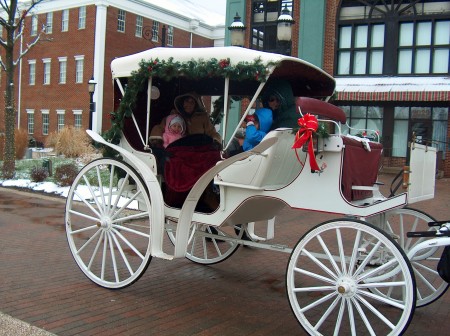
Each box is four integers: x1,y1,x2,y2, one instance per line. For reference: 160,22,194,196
0,174,449,335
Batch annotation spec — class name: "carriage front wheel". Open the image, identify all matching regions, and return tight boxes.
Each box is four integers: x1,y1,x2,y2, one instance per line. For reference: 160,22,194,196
65,158,153,289
286,219,416,336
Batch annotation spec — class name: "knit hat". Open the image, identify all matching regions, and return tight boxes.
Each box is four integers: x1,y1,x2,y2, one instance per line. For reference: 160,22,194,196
168,115,185,134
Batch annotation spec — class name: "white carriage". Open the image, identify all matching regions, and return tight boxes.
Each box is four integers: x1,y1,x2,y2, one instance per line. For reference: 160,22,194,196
65,47,449,335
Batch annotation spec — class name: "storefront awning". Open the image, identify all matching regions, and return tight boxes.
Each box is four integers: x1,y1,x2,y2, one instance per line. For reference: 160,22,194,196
335,76,450,102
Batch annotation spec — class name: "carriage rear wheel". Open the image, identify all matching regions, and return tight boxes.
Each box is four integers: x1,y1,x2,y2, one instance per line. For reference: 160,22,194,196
166,222,244,264
381,207,449,307
286,219,416,336
65,158,153,289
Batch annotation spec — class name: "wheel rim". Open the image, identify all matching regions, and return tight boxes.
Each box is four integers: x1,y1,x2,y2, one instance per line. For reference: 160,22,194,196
167,222,244,264
382,208,449,307
286,219,416,336
65,158,152,289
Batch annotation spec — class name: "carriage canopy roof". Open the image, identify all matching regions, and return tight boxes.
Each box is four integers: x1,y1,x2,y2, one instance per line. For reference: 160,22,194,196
111,47,336,98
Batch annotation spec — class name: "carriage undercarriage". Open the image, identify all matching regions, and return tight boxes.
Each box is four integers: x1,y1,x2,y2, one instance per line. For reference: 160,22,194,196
65,47,448,335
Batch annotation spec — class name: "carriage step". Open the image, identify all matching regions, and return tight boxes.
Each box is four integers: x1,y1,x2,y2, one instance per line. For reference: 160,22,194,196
428,220,450,227
407,231,450,238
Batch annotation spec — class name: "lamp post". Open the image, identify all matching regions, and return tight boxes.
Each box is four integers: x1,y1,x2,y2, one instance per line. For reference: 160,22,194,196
228,12,245,47
88,76,97,131
277,4,294,55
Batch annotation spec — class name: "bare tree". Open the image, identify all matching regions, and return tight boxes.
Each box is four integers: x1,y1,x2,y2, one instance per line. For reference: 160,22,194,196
0,0,46,178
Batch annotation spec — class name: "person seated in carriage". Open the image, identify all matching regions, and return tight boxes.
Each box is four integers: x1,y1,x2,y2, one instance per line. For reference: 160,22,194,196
242,106,273,151
149,92,221,147
162,114,186,148
149,92,222,211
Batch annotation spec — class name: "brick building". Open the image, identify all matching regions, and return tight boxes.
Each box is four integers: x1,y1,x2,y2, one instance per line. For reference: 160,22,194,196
225,0,450,177
0,0,224,146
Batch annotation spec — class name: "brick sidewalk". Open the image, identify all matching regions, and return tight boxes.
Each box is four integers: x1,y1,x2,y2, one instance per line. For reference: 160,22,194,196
0,175,449,335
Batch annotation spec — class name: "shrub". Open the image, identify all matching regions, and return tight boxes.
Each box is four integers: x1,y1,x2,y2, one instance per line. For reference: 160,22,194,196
0,128,30,160
46,127,95,158
54,163,79,186
30,166,49,182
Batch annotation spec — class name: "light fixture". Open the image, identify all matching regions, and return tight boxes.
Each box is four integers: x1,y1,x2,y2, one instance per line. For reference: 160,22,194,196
88,76,97,130
228,12,246,47
88,76,97,94
277,4,294,42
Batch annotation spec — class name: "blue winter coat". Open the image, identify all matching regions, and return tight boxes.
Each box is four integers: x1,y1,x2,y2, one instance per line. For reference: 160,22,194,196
243,107,273,151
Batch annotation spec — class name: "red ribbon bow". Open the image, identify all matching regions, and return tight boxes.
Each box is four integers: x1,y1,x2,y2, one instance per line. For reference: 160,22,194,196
292,114,320,172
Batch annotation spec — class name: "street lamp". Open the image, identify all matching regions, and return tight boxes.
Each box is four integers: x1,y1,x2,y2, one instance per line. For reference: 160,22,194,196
228,12,245,47
143,24,166,47
88,76,97,131
277,5,294,55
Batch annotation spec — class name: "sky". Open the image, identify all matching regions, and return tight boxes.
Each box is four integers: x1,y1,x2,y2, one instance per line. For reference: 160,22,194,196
189,0,226,16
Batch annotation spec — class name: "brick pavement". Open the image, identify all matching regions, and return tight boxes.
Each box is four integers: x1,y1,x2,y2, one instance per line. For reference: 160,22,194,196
0,174,449,335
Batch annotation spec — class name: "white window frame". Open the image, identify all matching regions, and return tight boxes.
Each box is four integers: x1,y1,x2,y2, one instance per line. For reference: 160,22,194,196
73,109,83,129
46,12,53,34
57,110,65,131
28,60,36,85
78,6,86,29
62,9,69,32
41,109,50,135
43,58,51,85
117,9,126,32
31,15,38,36
74,55,84,83
58,57,67,84
135,15,143,37
152,21,159,42
167,25,174,46
27,109,35,134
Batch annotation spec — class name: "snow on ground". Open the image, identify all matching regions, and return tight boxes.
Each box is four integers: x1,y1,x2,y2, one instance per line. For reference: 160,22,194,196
0,179,71,198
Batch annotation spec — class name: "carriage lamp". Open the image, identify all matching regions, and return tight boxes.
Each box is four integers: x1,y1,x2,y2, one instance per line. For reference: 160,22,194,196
277,5,294,55
88,76,97,131
228,12,246,47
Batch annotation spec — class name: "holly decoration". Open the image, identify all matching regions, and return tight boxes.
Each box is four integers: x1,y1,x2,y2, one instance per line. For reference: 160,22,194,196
103,57,278,145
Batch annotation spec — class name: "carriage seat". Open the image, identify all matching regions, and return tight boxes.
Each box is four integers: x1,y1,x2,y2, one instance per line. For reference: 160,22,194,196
341,136,383,202
215,129,300,190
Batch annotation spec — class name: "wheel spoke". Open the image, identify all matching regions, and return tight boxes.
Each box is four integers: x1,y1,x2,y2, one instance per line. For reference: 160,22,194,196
110,230,135,276
355,294,396,330
300,247,338,281
352,240,382,278
294,266,335,284
107,232,120,283
357,288,406,309
351,297,377,336
87,231,105,270
299,291,337,313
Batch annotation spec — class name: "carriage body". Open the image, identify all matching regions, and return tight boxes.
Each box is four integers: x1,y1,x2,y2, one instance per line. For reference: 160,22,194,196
66,47,447,335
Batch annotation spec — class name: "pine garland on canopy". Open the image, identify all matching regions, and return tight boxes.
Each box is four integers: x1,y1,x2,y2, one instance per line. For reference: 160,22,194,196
103,57,278,144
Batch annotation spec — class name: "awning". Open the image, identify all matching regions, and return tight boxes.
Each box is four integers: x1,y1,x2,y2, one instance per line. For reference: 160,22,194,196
335,76,450,102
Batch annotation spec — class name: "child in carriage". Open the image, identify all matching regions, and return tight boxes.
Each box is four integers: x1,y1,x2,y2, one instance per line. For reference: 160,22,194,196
242,105,273,151
162,114,186,148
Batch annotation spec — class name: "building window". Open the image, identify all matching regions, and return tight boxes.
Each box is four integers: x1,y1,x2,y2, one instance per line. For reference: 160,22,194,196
62,9,69,32
46,12,53,34
28,60,36,85
152,21,159,42
340,105,384,140
393,106,448,157
336,0,450,76
73,110,82,128
58,57,67,84
57,110,65,131
398,20,450,74
337,24,385,75
167,25,174,46
78,6,86,29
75,56,84,83
117,9,126,32
41,110,49,135
135,15,143,37
31,15,38,36
27,110,35,134
43,58,51,85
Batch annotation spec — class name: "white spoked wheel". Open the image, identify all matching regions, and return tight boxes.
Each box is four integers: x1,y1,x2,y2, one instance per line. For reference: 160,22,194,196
381,207,449,307
65,158,153,289
286,219,416,336
166,221,244,265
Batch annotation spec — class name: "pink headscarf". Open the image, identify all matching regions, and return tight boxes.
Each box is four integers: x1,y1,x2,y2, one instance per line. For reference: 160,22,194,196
163,114,186,148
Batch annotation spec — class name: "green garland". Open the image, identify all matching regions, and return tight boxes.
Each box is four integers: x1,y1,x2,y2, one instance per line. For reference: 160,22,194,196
103,57,278,144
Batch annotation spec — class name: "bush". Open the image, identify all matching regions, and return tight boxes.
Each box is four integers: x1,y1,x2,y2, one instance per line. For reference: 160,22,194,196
0,128,30,160
30,166,49,182
46,127,95,158
54,163,79,186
